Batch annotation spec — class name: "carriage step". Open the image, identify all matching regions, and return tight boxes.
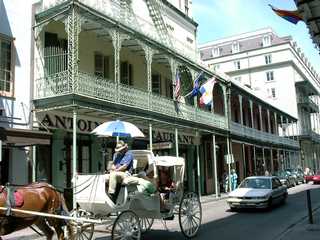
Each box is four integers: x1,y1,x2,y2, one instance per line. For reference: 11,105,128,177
163,215,174,221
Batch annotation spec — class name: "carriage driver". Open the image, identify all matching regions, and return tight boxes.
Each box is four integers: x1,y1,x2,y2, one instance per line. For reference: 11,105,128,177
106,140,134,203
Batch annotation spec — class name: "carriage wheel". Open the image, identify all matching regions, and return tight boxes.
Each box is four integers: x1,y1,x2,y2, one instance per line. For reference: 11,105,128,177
139,217,154,233
68,209,95,240
111,210,141,240
178,192,202,238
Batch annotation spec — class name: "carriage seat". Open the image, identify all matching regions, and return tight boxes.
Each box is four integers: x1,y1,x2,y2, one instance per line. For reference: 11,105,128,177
132,156,150,176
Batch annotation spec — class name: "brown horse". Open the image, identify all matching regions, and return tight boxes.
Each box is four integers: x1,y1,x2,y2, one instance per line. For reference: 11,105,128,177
0,182,73,240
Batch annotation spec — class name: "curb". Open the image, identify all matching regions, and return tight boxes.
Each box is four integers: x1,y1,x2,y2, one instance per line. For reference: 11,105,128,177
274,204,320,240
200,194,229,204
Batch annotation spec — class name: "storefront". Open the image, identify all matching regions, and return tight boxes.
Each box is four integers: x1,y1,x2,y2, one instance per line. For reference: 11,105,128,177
37,111,201,194
0,127,52,185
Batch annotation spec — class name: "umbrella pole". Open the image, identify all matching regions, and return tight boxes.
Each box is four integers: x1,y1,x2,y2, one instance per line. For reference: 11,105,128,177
149,123,153,152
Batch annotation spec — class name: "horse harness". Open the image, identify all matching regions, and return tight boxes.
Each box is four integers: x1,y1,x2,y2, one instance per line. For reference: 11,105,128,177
0,184,24,216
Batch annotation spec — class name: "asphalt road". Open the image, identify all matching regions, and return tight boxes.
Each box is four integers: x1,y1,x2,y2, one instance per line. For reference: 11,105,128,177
3,183,320,240
137,183,320,240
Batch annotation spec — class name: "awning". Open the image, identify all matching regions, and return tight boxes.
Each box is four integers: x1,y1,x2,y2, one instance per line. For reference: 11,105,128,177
0,127,52,147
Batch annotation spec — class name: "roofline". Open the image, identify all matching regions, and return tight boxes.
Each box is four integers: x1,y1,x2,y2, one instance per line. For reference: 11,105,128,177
199,27,277,49
162,0,198,27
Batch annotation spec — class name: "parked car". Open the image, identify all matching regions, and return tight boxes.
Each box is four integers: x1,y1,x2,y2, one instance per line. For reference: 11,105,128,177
304,171,314,183
285,169,303,185
313,172,320,184
227,176,288,211
306,171,320,184
274,170,296,187
292,169,305,184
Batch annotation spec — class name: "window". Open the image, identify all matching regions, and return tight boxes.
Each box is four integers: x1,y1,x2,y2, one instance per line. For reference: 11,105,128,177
152,74,161,94
186,37,193,44
262,35,271,47
94,53,110,78
267,88,276,98
120,61,133,85
44,32,67,76
271,88,276,98
232,42,240,53
0,35,14,96
212,47,221,57
185,0,189,15
265,54,272,64
234,60,241,70
266,71,274,81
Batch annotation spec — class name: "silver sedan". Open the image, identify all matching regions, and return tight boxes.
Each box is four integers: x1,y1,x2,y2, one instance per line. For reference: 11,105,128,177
227,176,288,211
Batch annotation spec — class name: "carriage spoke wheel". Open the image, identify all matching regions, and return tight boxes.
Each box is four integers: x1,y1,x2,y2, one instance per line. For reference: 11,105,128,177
178,192,202,238
139,217,154,233
112,211,141,240
69,209,94,240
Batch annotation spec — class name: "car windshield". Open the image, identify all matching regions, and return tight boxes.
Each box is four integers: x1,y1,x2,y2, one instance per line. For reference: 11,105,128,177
239,178,271,189
275,171,287,178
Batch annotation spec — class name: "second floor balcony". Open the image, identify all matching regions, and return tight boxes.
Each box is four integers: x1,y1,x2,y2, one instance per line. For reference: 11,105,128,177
230,122,300,148
34,70,228,130
298,96,319,113
299,129,320,144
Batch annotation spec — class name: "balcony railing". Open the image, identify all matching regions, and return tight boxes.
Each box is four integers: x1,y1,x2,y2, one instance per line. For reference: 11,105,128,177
230,122,300,148
37,0,203,66
35,71,228,130
297,97,319,113
299,129,320,143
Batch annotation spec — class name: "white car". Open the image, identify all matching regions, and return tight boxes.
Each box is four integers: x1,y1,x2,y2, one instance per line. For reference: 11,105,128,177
227,176,288,210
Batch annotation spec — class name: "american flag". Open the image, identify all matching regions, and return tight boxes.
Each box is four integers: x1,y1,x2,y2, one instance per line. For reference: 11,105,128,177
174,71,181,100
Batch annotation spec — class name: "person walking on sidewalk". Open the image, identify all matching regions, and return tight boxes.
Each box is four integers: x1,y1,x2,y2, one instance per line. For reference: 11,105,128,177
230,169,238,191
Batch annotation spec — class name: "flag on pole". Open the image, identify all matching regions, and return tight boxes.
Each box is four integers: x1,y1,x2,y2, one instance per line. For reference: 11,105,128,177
174,70,181,100
190,71,204,97
199,78,216,106
269,5,303,25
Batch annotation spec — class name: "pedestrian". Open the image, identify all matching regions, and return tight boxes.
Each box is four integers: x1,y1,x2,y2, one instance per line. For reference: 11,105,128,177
265,170,270,176
230,169,238,191
222,172,228,192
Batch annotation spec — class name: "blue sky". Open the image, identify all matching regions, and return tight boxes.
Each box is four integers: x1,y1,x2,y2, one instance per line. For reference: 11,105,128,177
193,0,320,70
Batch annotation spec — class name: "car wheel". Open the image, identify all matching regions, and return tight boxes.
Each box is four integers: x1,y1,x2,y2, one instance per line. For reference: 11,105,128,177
230,207,237,212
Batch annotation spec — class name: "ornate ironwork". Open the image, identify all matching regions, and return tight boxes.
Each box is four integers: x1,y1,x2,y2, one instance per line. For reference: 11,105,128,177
230,122,300,148
35,70,228,130
67,4,81,93
36,70,68,98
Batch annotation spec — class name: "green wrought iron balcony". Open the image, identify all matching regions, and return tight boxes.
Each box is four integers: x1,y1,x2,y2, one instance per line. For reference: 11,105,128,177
230,122,300,148
297,97,319,113
35,71,228,130
299,129,320,144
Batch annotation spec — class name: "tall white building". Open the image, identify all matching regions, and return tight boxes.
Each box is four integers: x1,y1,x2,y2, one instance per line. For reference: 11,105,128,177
0,0,53,185
199,28,320,171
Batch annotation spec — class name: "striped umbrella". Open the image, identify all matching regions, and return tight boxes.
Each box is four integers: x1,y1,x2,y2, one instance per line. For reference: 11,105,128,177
91,120,145,138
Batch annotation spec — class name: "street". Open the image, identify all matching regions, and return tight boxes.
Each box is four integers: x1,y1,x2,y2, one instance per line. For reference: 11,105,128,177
3,183,320,240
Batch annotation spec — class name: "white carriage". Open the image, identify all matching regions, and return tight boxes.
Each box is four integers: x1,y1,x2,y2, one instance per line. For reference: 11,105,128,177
70,150,202,240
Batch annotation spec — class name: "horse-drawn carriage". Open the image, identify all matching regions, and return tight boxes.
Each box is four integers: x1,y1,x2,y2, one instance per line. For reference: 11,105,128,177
69,150,202,240
0,150,201,240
